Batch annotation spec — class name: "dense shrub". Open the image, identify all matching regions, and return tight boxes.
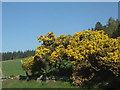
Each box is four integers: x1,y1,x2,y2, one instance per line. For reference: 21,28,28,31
22,30,120,87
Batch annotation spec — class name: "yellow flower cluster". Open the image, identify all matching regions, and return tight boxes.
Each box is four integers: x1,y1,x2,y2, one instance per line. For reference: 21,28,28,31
35,48,51,58
49,45,66,62
22,56,35,72
47,32,54,35
37,32,55,43
22,30,120,75
75,30,105,41
54,35,72,45
98,38,120,63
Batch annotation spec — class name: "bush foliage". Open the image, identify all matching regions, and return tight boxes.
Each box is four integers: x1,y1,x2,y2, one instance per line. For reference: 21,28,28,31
22,30,120,88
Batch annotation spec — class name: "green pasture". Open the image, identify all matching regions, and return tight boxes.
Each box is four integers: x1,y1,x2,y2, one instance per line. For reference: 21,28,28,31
2,79,80,88
1,59,79,88
1,59,100,89
2,59,26,76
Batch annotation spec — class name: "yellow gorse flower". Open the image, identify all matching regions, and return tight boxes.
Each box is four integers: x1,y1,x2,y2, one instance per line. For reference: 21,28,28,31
22,30,120,73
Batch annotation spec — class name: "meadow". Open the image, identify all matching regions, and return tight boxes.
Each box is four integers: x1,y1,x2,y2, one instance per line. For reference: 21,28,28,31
2,59,79,88
1,59,101,89
2,59,26,76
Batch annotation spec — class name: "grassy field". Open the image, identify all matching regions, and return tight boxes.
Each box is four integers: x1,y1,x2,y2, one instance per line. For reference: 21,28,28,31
2,79,79,88
2,59,26,76
1,59,80,88
1,59,102,89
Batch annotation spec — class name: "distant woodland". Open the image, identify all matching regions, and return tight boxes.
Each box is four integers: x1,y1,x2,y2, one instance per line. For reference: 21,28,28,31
2,50,35,61
91,17,120,38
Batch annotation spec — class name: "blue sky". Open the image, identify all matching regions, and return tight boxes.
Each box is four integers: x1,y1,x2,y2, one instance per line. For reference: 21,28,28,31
2,2,118,52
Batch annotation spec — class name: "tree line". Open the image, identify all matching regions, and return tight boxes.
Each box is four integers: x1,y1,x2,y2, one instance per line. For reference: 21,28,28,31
92,17,120,38
2,50,35,61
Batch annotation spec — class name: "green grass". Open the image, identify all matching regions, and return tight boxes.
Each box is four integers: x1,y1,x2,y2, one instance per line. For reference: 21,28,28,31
1,59,79,88
1,59,99,89
2,59,26,76
2,79,79,88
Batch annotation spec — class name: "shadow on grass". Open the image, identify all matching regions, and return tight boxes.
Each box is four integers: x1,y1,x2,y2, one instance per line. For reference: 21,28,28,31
81,72,120,90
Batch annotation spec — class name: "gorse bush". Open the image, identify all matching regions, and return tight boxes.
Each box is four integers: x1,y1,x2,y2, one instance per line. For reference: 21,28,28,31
22,30,120,87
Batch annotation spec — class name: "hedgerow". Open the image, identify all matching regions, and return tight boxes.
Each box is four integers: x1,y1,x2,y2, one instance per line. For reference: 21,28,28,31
22,30,120,87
